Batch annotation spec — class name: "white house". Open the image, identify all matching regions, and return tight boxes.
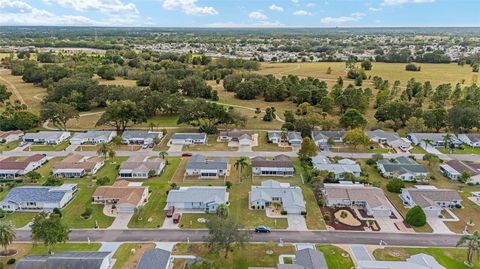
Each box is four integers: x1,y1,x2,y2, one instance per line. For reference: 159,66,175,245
0,130,23,143
169,133,207,145
165,186,228,212
440,160,480,183
219,130,254,146
400,187,462,217
407,132,461,148
250,180,306,214
267,131,303,146
16,251,113,269
323,183,393,217
22,131,70,145
0,154,48,178
0,184,77,212
377,157,428,181
358,253,446,269
312,155,361,180
118,156,165,179
185,154,228,178
251,155,295,177
458,133,480,148
93,180,149,213
311,130,346,147
52,154,105,178
70,130,117,145
366,129,411,150
121,131,163,145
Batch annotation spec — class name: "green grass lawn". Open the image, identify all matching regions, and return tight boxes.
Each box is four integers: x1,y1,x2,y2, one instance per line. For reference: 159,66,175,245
2,212,36,228
373,247,479,269
330,144,390,154
112,243,155,269
0,141,19,151
179,213,211,228
409,146,427,154
24,141,70,151
438,145,480,154
128,157,181,228
253,132,293,152
173,243,296,269
316,245,355,269
28,242,101,254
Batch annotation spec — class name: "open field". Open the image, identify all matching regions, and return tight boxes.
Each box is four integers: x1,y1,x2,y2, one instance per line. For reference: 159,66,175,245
373,247,479,269
0,71,46,112
258,62,476,88
0,141,19,151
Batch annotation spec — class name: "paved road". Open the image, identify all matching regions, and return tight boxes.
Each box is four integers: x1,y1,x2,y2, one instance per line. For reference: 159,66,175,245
14,229,461,247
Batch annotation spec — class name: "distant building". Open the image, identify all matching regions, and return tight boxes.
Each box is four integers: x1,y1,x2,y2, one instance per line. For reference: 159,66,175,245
407,133,461,147
377,157,428,181
121,131,163,145
185,154,228,178
0,154,48,178
251,180,306,214
93,180,149,213
22,131,70,145
14,251,113,269
165,186,228,212
440,160,480,183
366,129,411,150
312,156,361,180
458,133,480,148
70,131,117,145
401,187,462,217
169,133,207,145
311,130,346,147
0,184,77,212
0,130,23,143
52,154,104,178
251,155,295,177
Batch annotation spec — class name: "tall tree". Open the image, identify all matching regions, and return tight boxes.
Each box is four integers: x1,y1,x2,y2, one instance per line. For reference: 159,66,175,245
31,212,70,255
96,100,146,133
456,231,480,267
343,128,370,149
0,84,12,104
422,108,447,132
234,157,249,183
299,136,318,157
40,102,79,131
0,220,15,254
205,216,251,258
340,109,367,129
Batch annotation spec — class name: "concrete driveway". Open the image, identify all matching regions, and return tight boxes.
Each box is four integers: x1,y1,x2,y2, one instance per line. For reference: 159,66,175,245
161,216,180,229
167,144,183,152
108,213,133,229
375,217,399,232
350,245,373,262
286,215,307,231
427,217,454,234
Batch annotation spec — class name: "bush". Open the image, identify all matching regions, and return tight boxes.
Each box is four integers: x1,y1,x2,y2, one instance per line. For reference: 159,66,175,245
366,159,376,165
386,178,405,193
81,207,93,219
52,208,62,218
405,206,427,227
7,258,16,265
42,176,63,186
300,211,307,216
405,63,421,71
323,214,330,221
96,176,110,186
0,208,4,218
454,204,462,209
225,181,232,189
280,210,287,215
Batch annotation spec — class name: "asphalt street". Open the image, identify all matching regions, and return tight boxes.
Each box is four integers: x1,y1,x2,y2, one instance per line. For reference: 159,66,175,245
14,229,461,247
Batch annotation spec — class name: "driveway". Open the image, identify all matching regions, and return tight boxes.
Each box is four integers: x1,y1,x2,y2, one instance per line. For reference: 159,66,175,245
238,145,252,152
375,217,399,233
108,213,133,229
286,215,307,231
427,217,454,234
349,245,373,262
167,144,183,152
161,216,180,229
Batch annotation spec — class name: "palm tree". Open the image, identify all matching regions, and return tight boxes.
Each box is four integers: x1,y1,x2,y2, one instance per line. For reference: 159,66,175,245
149,122,156,132
108,147,116,162
422,138,433,150
216,204,229,219
234,157,248,183
97,142,110,158
0,220,16,254
456,231,480,266
443,133,452,150
280,128,288,143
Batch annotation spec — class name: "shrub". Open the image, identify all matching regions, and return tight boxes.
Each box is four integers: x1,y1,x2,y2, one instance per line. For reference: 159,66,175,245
225,181,232,189
405,206,427,227
366,159,376,165
0,208,4,218
280,210,287,215
300,211,307,216
386,178,405,193
52,208,62,218
454,204,462,209
405,63,421,72
340,211,348,218
42,176,63,186
81,207,93,219
7,258,16,265
96,176,110,186
323,214,330,221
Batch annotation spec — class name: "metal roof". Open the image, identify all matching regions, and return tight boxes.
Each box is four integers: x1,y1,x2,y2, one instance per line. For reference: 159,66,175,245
15,251,111,269
2,184,77,205
186,154,227,170
136,249,171,269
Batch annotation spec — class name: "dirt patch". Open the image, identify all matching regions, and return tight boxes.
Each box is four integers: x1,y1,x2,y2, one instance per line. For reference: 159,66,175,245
334,209,361,226
322,207,380,231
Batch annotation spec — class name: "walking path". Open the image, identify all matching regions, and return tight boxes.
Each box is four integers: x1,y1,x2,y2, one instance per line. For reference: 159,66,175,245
0,70,25,105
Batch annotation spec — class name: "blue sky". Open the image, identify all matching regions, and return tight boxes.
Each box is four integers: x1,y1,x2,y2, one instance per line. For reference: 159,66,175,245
0,0,478,27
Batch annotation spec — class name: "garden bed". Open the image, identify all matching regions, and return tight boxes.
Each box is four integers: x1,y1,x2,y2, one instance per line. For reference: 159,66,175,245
322,207,380,231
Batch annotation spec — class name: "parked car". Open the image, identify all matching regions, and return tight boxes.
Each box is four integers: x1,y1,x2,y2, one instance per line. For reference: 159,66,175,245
255,225,271,233
148,143,154,148
19,141,28,147
182,152,193,157
166,206,175,218
173,213,181,224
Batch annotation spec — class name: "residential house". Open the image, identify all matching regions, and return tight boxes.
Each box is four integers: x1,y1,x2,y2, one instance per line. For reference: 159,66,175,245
440,160,480,183
136,249,172,269
377,157,428,181
311,130,346,147
267,131,303,146
458,133,480,148
0,184,77,212
118,156,165,179
121,131,163,145
52,154,104,178
312,156,361,180
0,130,23,143
70,130,117,145
219,130,253,146
323,183,393,217
185,154,228,178
15,252,113,269
251,155,295,177
357,253,445,269
407,133,461,148
248,248,328,269
250,180,306,214
401,186,462,216
0,154,48,178
165,186,228,212
93,180,149,213
169,133,207,145
366,129,411,150
22,131,70,145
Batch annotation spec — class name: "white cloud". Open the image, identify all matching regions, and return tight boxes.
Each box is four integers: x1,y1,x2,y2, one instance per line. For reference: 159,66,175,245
162,0,218,16
0,0,33,13
205,21,284,28
249,11,268,20
369,7,382,11
382,0,435,6
269,4,284,12
293,10,312,16
291,0,299,3
306,2,316,7
320,12,365,24
43,0,138,14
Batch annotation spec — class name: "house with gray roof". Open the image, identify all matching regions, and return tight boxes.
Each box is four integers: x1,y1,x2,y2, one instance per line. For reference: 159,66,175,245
15,251,112,269
0,154,48,178
252,155,295,177
119,156,165,179
312,156,361,180
401,186,462,217
366,129,411,150
251,180,306,214
377,157,428,181
70,131,117,145
249,248,328,269
311,130,346,147
219,130,254,146
22,131,70,145
169,133,207,145
136,249,171,269
185,154,228,178
323,183,393,217
458,133,480,147
267,131,303,146
0,184,77,212
357,253,445,269
440,160,480,183
165,186,228,212
121,130,163,145
407,133,461,148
